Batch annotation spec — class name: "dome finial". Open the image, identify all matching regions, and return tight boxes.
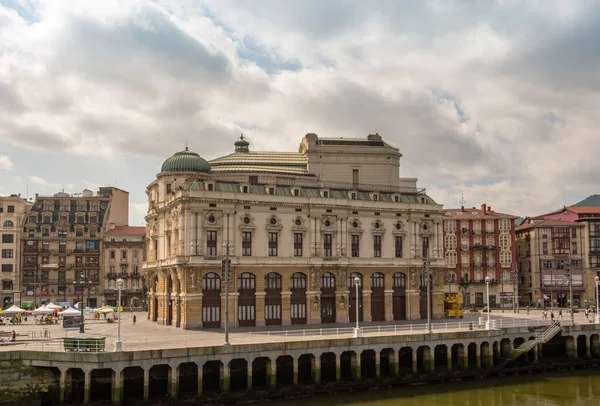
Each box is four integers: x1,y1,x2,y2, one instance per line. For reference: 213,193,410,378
234,133,250,153
185,141,188,151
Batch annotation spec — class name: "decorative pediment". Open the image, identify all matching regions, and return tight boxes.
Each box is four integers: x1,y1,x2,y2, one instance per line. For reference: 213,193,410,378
239,212,257,232
266,214,283,230
348,218,364,234
203,211,221,228
291,216,307,231
392,220,406,235
320,216,337,231
371,219,386,235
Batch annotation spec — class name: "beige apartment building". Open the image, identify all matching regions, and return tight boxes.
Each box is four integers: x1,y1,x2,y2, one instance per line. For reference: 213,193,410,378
516,219,586,308
143,133,446,330
103,225,146,309
20,187,129,307
1,195,31,308
443,205,519,309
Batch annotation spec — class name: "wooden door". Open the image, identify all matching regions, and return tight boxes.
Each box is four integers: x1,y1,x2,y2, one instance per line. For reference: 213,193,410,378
475,292,484,308
393,295,406,320
320,297,335,324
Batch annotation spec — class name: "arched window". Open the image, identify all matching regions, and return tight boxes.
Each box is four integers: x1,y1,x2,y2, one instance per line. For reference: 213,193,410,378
446,271,457,283
237,272,256,290
371,272,384,288
265,272,282,290
347,272,363,288
393,272,406,288
3,221,13,228
202,272,221,291
321,272,335,289
290,272,306,290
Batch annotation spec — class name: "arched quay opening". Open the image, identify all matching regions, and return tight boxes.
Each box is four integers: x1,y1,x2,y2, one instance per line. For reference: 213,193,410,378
361,350,377,379
320,352,337,382
229,359,248,391
298,354,314,385
577,335,588,359
380,348,395,377
467,343,478,370
340,351,356,381
123,367,144,402
451,343,464,370
149,365,170,402
276,356,294,387
417,346,430,374
251,358,270,390
67,368,85,404
434,345,448,372
179,362,198,395
90,369,112,402
398,347,413,376
202,361,223,394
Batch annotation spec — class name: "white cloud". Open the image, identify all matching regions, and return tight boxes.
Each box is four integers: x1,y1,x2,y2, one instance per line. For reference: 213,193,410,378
0,155,12,170
0,0,599,219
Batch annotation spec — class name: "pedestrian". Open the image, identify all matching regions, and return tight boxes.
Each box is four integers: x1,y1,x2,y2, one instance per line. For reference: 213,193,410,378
559,309,563,320
585,308,589,319
133,315,137,325
526,305,530,315
550,311,554,321
10,330,16,342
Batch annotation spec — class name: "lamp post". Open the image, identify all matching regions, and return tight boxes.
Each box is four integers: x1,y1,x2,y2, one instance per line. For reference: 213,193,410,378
595,276,600,324
485,276,491,330
115,278,124,352
352,276,361,338
510,269,518,313
72,271,89,334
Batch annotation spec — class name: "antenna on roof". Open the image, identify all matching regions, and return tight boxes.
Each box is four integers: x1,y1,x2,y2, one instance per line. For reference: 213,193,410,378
459,193,466,207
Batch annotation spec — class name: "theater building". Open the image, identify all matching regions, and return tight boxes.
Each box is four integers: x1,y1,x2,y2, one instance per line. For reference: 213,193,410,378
143,133,446,330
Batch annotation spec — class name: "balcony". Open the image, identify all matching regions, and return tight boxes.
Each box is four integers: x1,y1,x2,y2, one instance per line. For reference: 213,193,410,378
131,273,140,278
118,272,129,278
120,258,128,264
107,273,117,278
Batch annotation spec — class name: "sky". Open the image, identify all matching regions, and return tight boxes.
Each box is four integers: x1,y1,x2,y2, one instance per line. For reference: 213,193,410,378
0,0,599,225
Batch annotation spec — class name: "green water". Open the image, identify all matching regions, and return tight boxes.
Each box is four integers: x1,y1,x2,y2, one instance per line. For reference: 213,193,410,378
269,371,600,406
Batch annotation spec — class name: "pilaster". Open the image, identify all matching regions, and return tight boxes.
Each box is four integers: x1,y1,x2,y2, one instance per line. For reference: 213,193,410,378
170,365,179,398
375,351,381,377
476,344,481,369
222,363,230,392
412,349,418,374
406,290,420,320
270,359,277,388
384,290,394,321
363,290,372,322
255,292,266,327
293,357,299,385
83,369,91,405
282,291,292,326
143,367,150,401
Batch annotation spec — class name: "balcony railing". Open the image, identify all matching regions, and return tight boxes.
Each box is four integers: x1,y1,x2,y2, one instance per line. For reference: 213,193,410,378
120,258,128,263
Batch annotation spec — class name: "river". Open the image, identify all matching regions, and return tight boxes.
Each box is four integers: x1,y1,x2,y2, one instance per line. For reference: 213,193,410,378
268,370,600,406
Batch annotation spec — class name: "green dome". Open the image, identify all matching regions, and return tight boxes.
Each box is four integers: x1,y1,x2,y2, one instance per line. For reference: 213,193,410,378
161,147,211,173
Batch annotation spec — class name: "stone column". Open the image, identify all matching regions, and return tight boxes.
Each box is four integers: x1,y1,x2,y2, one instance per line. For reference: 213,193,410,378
255,292,266,327
406,289,421,321
170,365,179,398
198,364,203,395
270,359,277,388
222,362,230,392
84,369,91,405
447,347,452,371
390,351,398,376
463,346,469,370
428,347,435,373
586,335,592,359
59,368,67,404
533,344,539,363
313,355,321,383
247,359,253,391
354,352,361,380
143,367,150,401
112,368,123,405
335,354,341,381
363,290,372,322
476,345,481,369
375,351,381,377
566,336,578,360
282,291,292,326
384,290,394,321
293,357,299,385
336,290,349,323
412,349,418,374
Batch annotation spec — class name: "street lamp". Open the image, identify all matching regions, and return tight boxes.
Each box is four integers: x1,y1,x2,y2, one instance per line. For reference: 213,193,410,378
485,276,491,330
115,278,124,352
352,276,361,338
595,276,600,324
72,271,90,334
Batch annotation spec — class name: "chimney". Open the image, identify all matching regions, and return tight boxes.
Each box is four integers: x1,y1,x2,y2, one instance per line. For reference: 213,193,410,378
481,204,487,214
461,205,464,212
488,206,492,213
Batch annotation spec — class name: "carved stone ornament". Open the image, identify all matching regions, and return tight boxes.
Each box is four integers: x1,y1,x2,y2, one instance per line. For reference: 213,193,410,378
238,212,257,233
321,216,337,231
371,220,386,235
432,269,443,289
266,215,283,230
191,268,199,289
291,216,307,231
203,211,221,228
337,267,348,288
420,220,432,234
392,220,405,235
410,268,420,288
310,267,321,289
348,218,364,234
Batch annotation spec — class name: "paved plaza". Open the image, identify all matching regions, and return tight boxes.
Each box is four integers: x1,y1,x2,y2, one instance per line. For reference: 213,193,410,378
0,308,597,353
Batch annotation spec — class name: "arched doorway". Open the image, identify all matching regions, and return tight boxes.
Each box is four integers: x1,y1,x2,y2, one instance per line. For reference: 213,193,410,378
393,272,406,320
290,272,307,325
265,272,282,326
238,272,256,327
202,272,221,328
348,272,363,323
320,272,336,324
371,272,385,322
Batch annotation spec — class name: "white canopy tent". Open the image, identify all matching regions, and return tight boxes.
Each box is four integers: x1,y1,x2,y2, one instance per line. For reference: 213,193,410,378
32,305,55,315
1,304,26,315
59,307,81,316
45,302,62,310
93,306,115,315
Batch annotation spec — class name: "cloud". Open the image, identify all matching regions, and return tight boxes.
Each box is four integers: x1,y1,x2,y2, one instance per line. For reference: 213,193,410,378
0,155,13,170
0,0,599,222
28,175,52,186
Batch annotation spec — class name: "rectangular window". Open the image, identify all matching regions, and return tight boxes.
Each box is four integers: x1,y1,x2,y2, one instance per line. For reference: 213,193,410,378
542,242,548,255
110,250,115,259
2,280,12,290
268,232,278,256
290,303,306,319
166,183,172,194
59,241,66,253
572,242,578,255
1,249,13,258
571,228,577,238
294,233,303,257
202,306,220,323
206,231,217,256
351,234,360,257
86,240,99,251
7,205,14,213
1,264,12,273
351,192,356,200
132,250,138,260
238,305,255,321
1,234,13,244
121,250,127,259
374,235,382,257
395,236,403,258
242,232,252,256
265,304,281,321
422,237,429,258
323,233,332,257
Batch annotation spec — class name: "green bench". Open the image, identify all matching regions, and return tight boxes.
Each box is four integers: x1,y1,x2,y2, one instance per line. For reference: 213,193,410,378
63,337,106,352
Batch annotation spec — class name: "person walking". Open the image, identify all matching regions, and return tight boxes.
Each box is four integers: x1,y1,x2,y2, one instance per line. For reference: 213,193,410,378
133,315,137,325
10,330,16,342
558,309,563,320
585,308,589,320
526,305,530,315
550,311,555,322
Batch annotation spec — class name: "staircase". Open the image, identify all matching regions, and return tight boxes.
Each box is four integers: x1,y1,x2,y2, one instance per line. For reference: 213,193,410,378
491,321,563,371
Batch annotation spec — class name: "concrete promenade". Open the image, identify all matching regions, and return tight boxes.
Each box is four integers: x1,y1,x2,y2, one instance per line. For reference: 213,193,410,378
0,308,596,352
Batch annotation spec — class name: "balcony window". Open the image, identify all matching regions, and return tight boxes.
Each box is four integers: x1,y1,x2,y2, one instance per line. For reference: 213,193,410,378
242,232,252,256
374,235,382,257
206,231,217,257
268,232,278,257
294,233,303,257
323,233,332,257
351,235,360,257
395,236,403,258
